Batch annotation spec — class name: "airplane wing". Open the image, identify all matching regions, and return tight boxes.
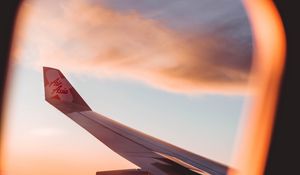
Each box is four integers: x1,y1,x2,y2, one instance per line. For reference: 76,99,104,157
43,67,230,175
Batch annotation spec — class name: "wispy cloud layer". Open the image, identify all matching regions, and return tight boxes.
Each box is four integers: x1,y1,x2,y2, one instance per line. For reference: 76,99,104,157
13,0,253,94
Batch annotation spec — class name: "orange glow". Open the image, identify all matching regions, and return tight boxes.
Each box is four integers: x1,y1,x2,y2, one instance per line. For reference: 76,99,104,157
229,0,286,175
1,150,135,175
1,0,286,175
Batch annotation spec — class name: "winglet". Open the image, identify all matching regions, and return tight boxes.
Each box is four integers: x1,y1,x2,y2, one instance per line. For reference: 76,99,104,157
43,67,91,114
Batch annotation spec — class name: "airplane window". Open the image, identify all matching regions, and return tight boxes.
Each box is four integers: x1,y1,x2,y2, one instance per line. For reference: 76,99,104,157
0,0,285,175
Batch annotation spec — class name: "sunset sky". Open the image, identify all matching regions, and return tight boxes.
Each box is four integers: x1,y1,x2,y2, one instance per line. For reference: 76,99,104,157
2,0,253,175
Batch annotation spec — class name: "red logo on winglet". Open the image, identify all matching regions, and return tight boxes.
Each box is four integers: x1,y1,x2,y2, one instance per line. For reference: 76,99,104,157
45,69,73,102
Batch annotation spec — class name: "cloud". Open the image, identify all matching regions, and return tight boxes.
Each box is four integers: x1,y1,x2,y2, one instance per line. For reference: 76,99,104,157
13,0,253,94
